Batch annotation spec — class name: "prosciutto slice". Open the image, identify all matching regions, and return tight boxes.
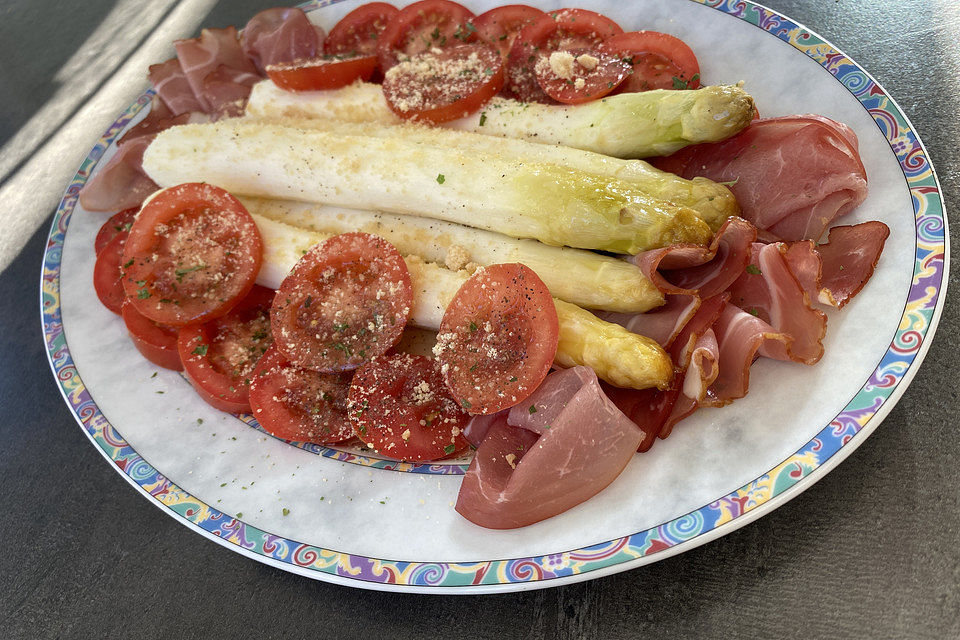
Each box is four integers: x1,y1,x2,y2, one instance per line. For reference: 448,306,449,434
148,58,203,116
175,26,259,113
456,367,642,529
652,115,868,242
240,8,323,73
78,135,159,212
202,65,261,120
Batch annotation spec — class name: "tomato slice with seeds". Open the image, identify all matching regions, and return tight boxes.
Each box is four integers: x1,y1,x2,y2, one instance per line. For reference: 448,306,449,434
502,14,558,103
266,54,380,91
93,230,128,315
382,43,503,124
178,285,275,414
472,5,546,58
271,232,412,373
435,263,559,415
122,301,183,371
534,47,629,104
348,353,470,461
376,0,476,71
94,207,137,255
600,31,701,93
249,345,354,444
121,183,262,327
325,2,399,56
546,8,623,49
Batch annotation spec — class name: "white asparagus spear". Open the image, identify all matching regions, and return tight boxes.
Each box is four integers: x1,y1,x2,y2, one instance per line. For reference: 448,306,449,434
240,196,664,314
254,213,672,390
143,119,712,254
246,79,755,159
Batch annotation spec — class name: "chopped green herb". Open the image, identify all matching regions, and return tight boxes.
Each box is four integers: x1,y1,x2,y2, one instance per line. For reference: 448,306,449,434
332,322,350,332
461,398,472,409
192,344,209,356
150,371,158,378
436,173,446,184
468,321,478,332
509,376,517,382
479,112,487,126
282,508,290,516
304,295,313,308
528,405,537,414
136,287,151,299
236,512,243,518
444,443,456,455
174,264,206,282
745,264,762,275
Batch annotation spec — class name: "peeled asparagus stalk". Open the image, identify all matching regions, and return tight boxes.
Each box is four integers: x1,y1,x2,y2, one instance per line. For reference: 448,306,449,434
238,116,738,230
254,213,672,390
240,196,664,314
246,79,755,159
143,119,712,254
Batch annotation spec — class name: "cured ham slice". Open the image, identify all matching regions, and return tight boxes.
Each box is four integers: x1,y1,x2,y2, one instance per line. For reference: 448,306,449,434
78,135,159,212
456,367,642,529
706,305,791,404
175,26,259,112
148,58,203,116
241,8,323,73
787,222,890,308
652,115,868,242
202,65,261,120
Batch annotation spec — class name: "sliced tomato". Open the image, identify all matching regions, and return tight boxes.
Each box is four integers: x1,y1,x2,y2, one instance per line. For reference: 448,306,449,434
600,31,701,93
271,232,412,372
93,230,128,315
435,264,558,415
472,5,546,58
249,345,354,444
377,0,476,71
266,54,379,91
502,14,558,103
121,183,262,327
94,208,137,255
178,285,274,414
121,301,183,371
534,47,629,104
546,8,623,50
348,353,470,461
382,43,503,124
324,2,399,56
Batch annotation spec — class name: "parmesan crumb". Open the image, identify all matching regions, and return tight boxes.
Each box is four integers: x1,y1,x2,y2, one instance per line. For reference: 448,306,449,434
576,53,599,70
545,50,576,80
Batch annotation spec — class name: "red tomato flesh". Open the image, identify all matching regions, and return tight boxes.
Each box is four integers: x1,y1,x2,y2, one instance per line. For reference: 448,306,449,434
93,230,128,315
376,0,476,71
472,5,546,58
266,54,379,91
325,2,399,56
502,14,558,103
435,263,559,415
546,8,623,50
600,31,701,92
94,207,137,255
249,345,354,444
271,232,412,372
382,43,503,124
348,353,470,461
121,183,263,327
178,285,275,414
122,301,183,371
534,47,629,104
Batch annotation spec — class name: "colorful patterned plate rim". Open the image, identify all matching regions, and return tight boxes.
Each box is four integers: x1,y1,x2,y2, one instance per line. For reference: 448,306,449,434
41,0,949,592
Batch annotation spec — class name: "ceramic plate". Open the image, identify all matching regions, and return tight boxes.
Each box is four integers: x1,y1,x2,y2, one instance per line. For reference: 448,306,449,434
42,0,948,593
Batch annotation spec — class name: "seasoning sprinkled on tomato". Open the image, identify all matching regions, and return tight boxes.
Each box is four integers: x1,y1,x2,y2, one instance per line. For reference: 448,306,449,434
271,232,412,372
325,2,399,57
94,207,137,255
348,353,470,461
434,263,559,415
376,0,476,71
266,54,380,91
249,345,354,444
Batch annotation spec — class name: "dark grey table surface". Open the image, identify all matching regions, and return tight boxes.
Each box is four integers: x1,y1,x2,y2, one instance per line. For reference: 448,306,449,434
1,1,957,638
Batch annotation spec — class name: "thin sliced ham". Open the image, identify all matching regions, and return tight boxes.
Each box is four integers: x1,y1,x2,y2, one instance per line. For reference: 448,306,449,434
602,294,700,348
652,115,868,242
148,58,203,116
78,135,159,212
175,26,258,113
456,367,642,529
202,64,261,120
241,8,323,73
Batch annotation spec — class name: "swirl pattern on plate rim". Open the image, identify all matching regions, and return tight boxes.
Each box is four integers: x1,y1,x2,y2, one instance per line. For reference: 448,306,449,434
41,0,947,588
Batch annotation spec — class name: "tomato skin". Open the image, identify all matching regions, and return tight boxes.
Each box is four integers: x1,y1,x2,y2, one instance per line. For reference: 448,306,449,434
93,230,128,315
121,183,262,328
502,14,557,103
266,54,379,91
249,346,354,444
178,285,275,414
325,2,399,56
271,233,412,373
94,208,137,255
435,263,559,415
600,31,701,93
376,0,476,71
472,5,546,57
382,43,504,124
348,353,470,461
546,8,623,49
122,301,183,371
535,47,629,104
